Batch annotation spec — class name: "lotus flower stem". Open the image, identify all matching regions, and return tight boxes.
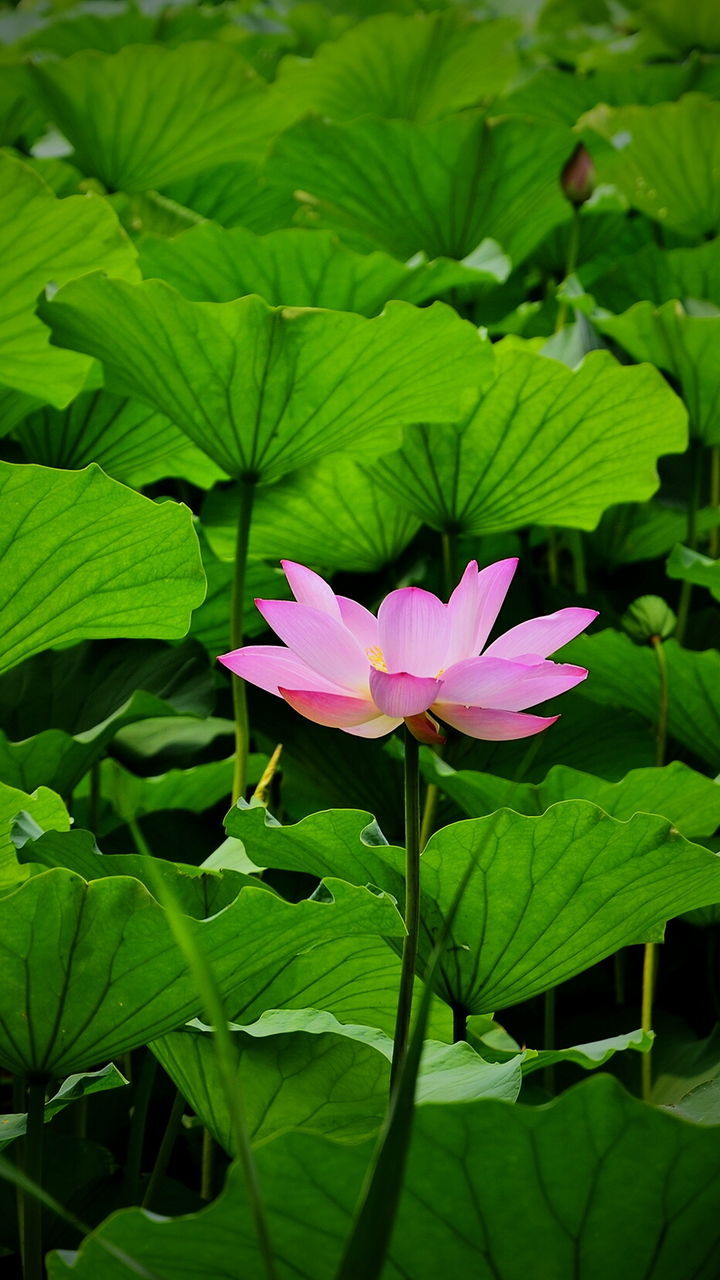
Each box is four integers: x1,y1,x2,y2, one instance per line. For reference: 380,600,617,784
142,1088,186,1209
676,443,703,643
710,445,719,559
230,479,256,802
641,634,669,1101
390,727,422,1094
20,1076,47,1280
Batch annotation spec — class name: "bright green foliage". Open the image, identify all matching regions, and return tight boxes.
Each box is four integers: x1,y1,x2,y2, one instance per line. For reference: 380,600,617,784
203,457,421,572
0,462,206,675
274,11,519,122
46,1076,720,1280
152,1010,521,1151
0,865,403,1075
268,111,574,264
28,42,296,190
565,632,720,768
138,224,509,312
41,278,490,480
0,151,137,409
225,801,720,1014
581,95,720,237
424,759,720,838
75,756,235,824
0,781,69,889
369,347,687,534
634,0,720,53
666,544,720,600
0,1064,127,1152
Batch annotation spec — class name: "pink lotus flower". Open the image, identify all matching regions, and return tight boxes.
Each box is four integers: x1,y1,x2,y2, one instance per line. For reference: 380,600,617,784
219,560,597,743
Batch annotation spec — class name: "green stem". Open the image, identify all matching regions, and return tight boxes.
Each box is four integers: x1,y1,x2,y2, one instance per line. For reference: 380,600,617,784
675,444,704,644
419,782,439,851
554,205,581,333
128,817,151,859
200,1127,215,1202
123,1052,157,1205
21,1077,46,1280
641,941,656,1102
567,528,587,595
546,528,559,587
231,479,256,804
142,1088,186,1210
710,445,720,560
88,761,101,833
651,637,668,769
390,728,422,1094
441,530,456,596
543,988,556,1095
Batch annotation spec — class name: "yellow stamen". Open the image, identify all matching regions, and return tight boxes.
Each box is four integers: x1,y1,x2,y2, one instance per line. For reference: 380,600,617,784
366,645,388,672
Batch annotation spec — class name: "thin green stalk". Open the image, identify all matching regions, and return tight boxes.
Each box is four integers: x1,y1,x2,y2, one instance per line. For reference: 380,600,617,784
419,782,439,851
440,530,456,595
200,1127,215,1202
142,1088,186,1210
651,636,669,769
710,445,720,559
567,528,587,595
144,863,277,1280
21,1077,46,1280
543,988,556,1095
123,1052,157,1205
128,818,151,859
641,942,656,1102
554,205,581,333
231,478,257,803
546,528,560,587
390,728,422,1094
676,444,704,643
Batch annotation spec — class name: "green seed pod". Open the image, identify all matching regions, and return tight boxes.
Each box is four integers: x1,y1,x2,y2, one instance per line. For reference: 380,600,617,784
622,595,677,644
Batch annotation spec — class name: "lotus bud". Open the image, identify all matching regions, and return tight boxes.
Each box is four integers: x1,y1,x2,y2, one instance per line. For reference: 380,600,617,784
561,144,595,205
622,596,676,645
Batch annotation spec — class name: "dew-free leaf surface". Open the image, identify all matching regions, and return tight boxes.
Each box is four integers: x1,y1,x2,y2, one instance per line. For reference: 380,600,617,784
41,278,490,481
47,1076,720,1280
369,346,687,534
666,544,720,601
0,462,205,675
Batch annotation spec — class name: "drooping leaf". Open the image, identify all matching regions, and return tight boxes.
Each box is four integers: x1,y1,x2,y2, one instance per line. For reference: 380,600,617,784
46,1075,720,1280
0,1064,127,1153
267,110,574,265
594,302,720,445
666,544,720,601
28,42,296,191
0,150,137,407
203,456,421,573
580,94,720,238
369,346,687,535
424,759,720,839
15,387,226,489
225,801,720,1015
0,780,69,890
40,277,491,481
0,864,404,1076
0,462,206,675
275,11,519,123
152,1010,521,1152
563,631,720,769
138,224,509,314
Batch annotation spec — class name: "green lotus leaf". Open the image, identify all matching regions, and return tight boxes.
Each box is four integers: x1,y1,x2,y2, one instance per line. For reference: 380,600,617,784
138,224,509,314
633,0,720,54
589,499,720,566
15,387,225,489
0,151,137,408
160,159,297,232
0,462,205,676
500,62,700,124
666,544,720,601
47,1075,720,1280
267,110,574,264
74,756,236,826
0,781,69,890
0,1063,127,1153
578,238,720,312
28,42,295,191
581,94,720,238
203,455,421,573
40,277,490,481
368,346,687,534
564,632,720,769
424,759,720,839
152,1009,521,1152
225,801,720,1015
0,864,404,1076
275,11,519,123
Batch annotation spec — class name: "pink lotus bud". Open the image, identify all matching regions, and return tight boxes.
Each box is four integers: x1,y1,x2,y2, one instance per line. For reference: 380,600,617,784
562,144,595,205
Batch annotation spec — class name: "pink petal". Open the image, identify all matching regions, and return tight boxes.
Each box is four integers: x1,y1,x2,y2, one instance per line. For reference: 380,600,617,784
218,645,348,697
404,712,447,746
255,599,368,691
337,595,380,653
496,661,588,711
279,687,377,728
281,560,341,619
435,704,559,740
378,587,450,676
344,714,403,739
444,561,481,667
436,654,540,709
475,558,519,652
485,607,598,660
369,669,441,717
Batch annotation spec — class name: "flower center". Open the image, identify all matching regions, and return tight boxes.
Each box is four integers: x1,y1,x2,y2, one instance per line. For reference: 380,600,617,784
366,645,388,672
